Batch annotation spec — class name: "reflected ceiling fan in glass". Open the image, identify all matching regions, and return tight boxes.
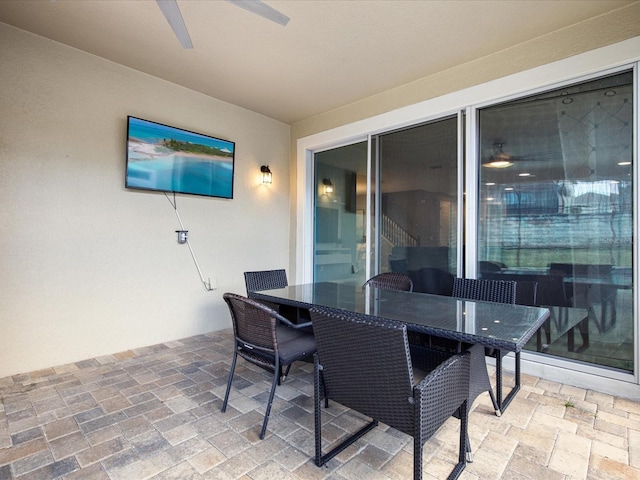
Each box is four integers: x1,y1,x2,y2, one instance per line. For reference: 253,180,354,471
483,143,514,168
482,142,559,172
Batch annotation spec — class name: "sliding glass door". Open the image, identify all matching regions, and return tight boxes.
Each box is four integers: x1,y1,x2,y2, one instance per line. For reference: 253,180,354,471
312,115,460,288
313,142,368,285
373,117,460,291
477,70,634,371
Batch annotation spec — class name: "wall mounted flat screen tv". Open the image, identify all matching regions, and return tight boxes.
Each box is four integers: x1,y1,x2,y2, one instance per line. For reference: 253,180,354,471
126,116,235,199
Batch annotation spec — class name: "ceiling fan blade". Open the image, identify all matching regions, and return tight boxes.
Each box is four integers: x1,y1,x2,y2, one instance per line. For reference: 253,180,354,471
156,0,193,49
227,0,290,26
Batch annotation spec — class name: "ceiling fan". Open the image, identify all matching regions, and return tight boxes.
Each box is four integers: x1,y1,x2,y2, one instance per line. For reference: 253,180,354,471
156,0,290,49
482,142,557,168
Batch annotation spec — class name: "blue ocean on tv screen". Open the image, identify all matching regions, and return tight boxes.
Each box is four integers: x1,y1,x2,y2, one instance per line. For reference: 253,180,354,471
126,117,234,198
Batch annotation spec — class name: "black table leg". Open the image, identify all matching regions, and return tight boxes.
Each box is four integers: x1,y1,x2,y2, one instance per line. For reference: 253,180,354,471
497,351,521,413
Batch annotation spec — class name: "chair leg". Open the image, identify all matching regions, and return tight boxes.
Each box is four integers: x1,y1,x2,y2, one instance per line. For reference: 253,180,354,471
221,349,238,412
488,387,500,416
314,356,323,466
433,402,468,480
414,435,423,480
536,317,551,350
314,355,377,467
558,306,569,330
282,364,292,382
544,316,551,345
453,400,468,479
260,360,281,440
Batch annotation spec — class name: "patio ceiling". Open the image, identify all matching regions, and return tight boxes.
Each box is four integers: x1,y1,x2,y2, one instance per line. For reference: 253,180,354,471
0,0,633,125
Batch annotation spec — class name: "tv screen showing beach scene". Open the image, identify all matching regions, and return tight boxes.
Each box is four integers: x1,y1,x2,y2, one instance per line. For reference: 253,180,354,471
126,116,235,199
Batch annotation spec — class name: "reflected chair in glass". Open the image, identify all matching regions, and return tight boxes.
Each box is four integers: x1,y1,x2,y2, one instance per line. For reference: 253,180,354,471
532,274,575,349
310,306,470,480
452,277,519,414
416,267,455,295
549,263,617,336
244,269,310,324
388,257,409,274
221,293,316,439
478,260,507,275
484,272,562,347
363,272,414,292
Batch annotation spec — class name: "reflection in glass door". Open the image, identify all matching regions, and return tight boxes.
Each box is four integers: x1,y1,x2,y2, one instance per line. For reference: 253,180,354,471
477,70,634,372
313,142,368,285
374,117,459,292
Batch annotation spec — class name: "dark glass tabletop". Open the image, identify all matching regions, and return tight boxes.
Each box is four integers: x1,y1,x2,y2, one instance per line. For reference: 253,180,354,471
250,282,550,352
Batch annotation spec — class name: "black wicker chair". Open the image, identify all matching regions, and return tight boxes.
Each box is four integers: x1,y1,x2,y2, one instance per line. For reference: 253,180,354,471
452,277,518,414
311,306,470,480
221,293,316,439
244,269,310,324
408,337,494,461
363,272,414,292
244,269,288,293
452,277,517,304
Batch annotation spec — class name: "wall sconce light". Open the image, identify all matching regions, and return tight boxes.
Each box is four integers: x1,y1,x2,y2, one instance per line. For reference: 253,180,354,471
323,178,334,194
260,165,272,184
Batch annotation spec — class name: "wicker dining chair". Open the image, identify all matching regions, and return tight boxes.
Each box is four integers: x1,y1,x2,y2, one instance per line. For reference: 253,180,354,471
452,277,518,415
452,277,517,304
244,269,310,324
310,306,470,480
221,293,316,439
408,338,492,462
363,272,414,292
244,269,288,293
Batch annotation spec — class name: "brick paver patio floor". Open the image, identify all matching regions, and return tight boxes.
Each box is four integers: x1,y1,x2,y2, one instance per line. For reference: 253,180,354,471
1,329,640,479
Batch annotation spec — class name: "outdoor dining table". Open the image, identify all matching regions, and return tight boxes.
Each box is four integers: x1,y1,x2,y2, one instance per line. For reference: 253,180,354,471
249,281,550,413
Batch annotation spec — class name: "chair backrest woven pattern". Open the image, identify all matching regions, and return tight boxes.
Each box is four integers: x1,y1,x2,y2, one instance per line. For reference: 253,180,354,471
244,269,288,294
311,306,416,434
363,272,413,292
452,278,517,304
223,293,278,358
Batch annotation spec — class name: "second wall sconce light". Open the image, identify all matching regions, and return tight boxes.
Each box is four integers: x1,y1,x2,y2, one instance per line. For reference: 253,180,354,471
322,178,333,195
323,178,334,194
260,165,272,184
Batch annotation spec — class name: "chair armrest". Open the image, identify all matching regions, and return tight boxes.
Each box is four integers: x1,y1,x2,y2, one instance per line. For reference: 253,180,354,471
271,310,312,329
289,320,313,329
414,350,470,438
414,350,469,392
241,295,310,329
